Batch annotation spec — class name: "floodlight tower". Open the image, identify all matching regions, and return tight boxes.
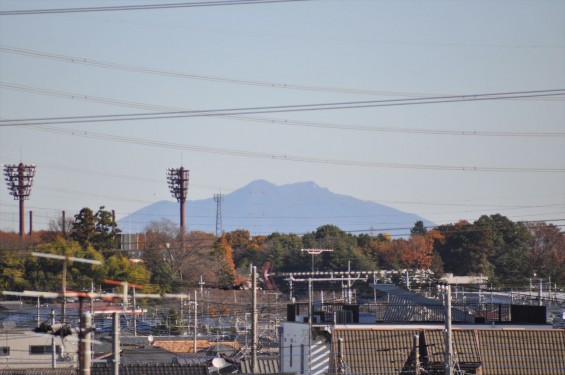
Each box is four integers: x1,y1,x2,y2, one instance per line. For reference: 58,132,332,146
3,163,36,237
167,167,189,236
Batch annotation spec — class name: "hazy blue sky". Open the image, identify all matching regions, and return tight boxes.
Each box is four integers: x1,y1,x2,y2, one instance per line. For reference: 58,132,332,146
1,0,564,235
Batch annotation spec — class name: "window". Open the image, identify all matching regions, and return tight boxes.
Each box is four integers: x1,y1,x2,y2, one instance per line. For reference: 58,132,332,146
29,345,61,355
0,347,9,356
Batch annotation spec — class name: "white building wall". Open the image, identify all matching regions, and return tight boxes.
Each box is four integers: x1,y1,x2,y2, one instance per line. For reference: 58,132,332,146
0,330,78,369
280,322,330,375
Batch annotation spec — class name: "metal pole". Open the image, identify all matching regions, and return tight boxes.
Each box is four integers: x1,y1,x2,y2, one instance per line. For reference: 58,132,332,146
444,284,453,375
82,312,92,375
193,290,198,353
29,210,33,235
133,288,137,336
414,334,420,374
36,296,40,328
252,266,258,374
62,259,67,324
308,278,312,375
18,164,24,237
51,310,56,368
112,312,120,375
62,211,66,238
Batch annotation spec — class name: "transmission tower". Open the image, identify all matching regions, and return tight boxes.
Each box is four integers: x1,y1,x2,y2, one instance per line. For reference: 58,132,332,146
3,163,36,237
213,193,224,237
166,167,189,236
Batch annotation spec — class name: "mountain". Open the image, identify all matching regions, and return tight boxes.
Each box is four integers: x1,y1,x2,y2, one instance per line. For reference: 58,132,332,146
118,180,434,237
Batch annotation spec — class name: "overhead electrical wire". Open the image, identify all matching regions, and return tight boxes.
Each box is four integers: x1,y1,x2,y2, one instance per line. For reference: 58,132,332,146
0,0,310,16
0,45,425,97
2,82,563,137
2,89,564,128
14,124,565,173
2,45,562,102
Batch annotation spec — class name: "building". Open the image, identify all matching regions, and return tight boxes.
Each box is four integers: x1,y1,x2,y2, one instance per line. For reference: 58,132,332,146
279,285,565,375
0,329,78,369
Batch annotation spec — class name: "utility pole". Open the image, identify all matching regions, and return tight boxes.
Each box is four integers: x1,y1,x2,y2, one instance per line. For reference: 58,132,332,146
51,310,56,369
112,312,120,375
199,275,205,294
167,167,189,246
3,163,35,237
213,193,224,237
444,284,453,375
32,252,102,324
194,290,198,354
251,266,258,374
81,312,92,375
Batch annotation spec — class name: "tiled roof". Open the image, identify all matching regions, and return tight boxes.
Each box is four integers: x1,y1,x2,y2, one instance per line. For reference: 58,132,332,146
329,327,565,375
240,356,280,374
91,363,208,375
0,370,76,375
155,340,241,354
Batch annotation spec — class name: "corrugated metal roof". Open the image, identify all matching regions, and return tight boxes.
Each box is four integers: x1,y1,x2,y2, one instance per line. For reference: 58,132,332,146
329,327,565,375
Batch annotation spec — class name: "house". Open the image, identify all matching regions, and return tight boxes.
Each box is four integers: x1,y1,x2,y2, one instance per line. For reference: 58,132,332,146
0,329,78,369
281,318,565,375
279,284,565,375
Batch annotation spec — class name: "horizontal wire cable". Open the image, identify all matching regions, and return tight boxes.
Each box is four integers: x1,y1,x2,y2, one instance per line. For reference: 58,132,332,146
16,125,564,173
0,0,310,16
2,89,564,127
2,81,563,137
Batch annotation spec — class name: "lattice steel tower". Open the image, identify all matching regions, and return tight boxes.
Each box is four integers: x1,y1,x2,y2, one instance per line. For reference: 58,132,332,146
167,167,189,235
214,193,224,237
3,163,36,237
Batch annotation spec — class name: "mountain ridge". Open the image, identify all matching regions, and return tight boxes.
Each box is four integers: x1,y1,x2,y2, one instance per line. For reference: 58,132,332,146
118,180,434,236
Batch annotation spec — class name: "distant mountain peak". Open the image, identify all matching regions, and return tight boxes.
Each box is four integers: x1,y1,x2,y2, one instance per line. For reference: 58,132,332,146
118,179,434,236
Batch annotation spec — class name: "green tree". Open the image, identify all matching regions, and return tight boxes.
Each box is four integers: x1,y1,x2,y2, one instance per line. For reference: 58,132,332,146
94,206,121,252
71,208,97,249
305,225,373,271
410,220,428,236
435,221,494,277
474,214,531,285
70,206,120,252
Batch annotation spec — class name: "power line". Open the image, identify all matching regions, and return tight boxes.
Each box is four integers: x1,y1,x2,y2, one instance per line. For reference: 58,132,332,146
2,45,562,102
2,89,564,128
0,0,311,16
2,81,563,137
14,125,565,173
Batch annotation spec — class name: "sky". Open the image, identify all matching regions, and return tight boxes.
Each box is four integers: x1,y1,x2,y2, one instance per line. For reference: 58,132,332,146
0,0,564,235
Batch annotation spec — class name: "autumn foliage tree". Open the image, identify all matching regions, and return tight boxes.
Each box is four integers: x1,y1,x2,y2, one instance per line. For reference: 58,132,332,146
212,234,238,288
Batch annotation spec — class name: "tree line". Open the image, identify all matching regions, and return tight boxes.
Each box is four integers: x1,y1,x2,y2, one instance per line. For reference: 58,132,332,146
1,207,563,294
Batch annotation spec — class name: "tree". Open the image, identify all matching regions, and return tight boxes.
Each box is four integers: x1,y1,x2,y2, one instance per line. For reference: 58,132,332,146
526,222,565,283
212,235,237,288
94,206,121,252
305,225,373,271
71,208,97,249
70,206,121,252
435,221,494,277
410,220,427,236
474,214,531,285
